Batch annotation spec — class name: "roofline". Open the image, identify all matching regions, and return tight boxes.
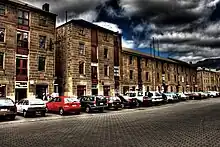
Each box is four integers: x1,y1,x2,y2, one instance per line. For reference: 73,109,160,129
56,19,122,35
7,0,57,17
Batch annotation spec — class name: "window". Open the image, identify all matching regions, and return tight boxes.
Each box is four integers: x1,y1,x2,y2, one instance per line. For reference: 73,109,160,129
0,28,5,42
168,74,170,81
17,31,28,48
130,70,133,79
79,62,84,74
79,43,85,55
0,52,4,69
79,28,85,35
104,48,108,58
18,10,29,26
103,34,108,41
175,75,177,82
104,65,109,77
16,58,27,75
0,4,5,15
38,57,45,71
157,73,159,81
39,36,46,49
129,56,133,64
39,15,47,26
145,59,148,66
49,38,54,51
146,72,149,81
156,61,158,68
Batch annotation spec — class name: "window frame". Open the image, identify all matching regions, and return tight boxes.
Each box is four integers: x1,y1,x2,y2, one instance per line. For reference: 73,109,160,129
104,65,109,77
79,28,85,36
16,57,28,76
145,72,149,81
79,42,85,55
39,35,46,49
103,33,109,41
130,70,133,80
129,56,133,64
38,56,46,72
17,10,29,26
0,28,5,43
104,48,108,59
39,15,48,27
0,4,6,16
79,61,85,75
17,31,28,49
0,52,4,70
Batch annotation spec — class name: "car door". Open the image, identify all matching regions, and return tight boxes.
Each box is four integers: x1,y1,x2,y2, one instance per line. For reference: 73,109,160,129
54,97,62,111
16,100,24,113
46,98,55,111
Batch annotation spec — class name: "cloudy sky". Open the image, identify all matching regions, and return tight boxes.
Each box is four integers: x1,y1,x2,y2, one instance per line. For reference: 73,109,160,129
21,0,220,63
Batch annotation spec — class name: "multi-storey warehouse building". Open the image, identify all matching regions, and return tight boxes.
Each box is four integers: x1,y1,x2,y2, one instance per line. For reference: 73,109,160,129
56,19,121,96
0,0,56,101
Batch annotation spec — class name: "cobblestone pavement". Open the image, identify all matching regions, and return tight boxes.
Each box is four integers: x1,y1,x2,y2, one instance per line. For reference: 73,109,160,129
0,98,220,147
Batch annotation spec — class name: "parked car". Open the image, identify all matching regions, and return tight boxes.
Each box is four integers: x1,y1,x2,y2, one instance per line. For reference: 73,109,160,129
46,96,81,115
78,95,107,113
146,91,166,105
163,92,179,103
142,93,153,107
16,98,46,117
190,92,205,100
0,97,17,120
118,93,139,108
207,91,218,97
105,96,122,110
177,92,189,101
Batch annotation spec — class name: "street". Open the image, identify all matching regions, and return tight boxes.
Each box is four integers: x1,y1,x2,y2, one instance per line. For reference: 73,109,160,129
0,98,220,147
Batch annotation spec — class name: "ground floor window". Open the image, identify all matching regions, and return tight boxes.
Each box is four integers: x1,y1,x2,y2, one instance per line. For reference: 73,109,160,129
92,88,98,96
103,86,110,96
123,86,129,95
171,86,173,92
15,88,27,102
77,85,86,96
0,85,6,97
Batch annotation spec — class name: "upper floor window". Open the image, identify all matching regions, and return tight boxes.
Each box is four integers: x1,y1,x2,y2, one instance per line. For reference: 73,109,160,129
130,70,133,80
49,38,54,51
39,15,47,26
0,28,5,42
103,33,109,41
168,74,170,81
0,4,5,15
146,72,149,81
18,10,29,26
79,42,85,55
129,56,133,64
17,31,28,48
0,52,4,69
104,48,108,58
79,28,85,36
38,57,45,71
39,36,46,49
16,58,27,75
79,62,85,75
104,65,109,77
145,59,148,66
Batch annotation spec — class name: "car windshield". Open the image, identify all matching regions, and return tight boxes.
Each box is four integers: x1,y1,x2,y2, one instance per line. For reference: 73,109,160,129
64,98,79,103
30,99,45,105
0,99,14,106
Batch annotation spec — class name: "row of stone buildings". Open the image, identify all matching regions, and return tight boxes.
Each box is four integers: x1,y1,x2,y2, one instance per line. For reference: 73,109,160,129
0,0,220,101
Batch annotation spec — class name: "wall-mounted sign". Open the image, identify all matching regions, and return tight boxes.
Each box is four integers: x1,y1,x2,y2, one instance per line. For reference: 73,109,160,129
15,82,28,89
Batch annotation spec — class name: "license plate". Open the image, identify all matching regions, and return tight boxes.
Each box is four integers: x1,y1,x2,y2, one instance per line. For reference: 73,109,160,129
0,109,8,111
100,103,103,105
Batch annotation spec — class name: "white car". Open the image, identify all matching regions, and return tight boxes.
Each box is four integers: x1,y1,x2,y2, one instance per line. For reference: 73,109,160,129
16,98,46,117
164,93,179,102
177,92,188,100
147,91,165,103
207,91,218,97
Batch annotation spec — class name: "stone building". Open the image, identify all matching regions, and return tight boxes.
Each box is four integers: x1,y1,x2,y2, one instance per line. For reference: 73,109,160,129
56,19,121,97
196,67,220,91
120,48,197,94
0,0,56,101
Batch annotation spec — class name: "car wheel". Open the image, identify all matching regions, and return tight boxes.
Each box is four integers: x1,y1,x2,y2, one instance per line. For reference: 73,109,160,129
41,111,46,117
121,104,124,109
23,110,28,118
59,108,64,116
85,106,91,113
136,102,140,107
9,115,16,120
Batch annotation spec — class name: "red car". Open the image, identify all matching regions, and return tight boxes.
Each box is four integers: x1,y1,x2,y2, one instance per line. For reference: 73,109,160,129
46,96,81,115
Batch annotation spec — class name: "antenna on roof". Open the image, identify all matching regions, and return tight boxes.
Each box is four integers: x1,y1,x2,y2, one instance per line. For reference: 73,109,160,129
65,11,68,23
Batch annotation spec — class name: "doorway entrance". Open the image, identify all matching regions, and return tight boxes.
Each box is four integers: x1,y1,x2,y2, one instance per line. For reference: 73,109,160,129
36,84,48,100
77,85,86,96
0,85,6,97
15,89,27,102
103,86,110,96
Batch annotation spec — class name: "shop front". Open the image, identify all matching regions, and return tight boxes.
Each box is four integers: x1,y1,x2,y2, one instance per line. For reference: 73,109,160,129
36,84,48,100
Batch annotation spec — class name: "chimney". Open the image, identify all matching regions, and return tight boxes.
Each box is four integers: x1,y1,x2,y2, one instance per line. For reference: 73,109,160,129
42,3,49,12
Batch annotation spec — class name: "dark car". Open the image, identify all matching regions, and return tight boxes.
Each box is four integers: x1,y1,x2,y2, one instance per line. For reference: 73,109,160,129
105,96,122,110
0,97,17,120
117,94,138,108
78,95,107,113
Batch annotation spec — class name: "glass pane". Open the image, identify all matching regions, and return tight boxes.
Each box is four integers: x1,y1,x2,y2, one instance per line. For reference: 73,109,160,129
23,60,27,68
24,12,29,19
17,32,22,40
16,59,20,67
23,33,28,39
18,11,23,18
0,99,14,106
24,20,29,26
